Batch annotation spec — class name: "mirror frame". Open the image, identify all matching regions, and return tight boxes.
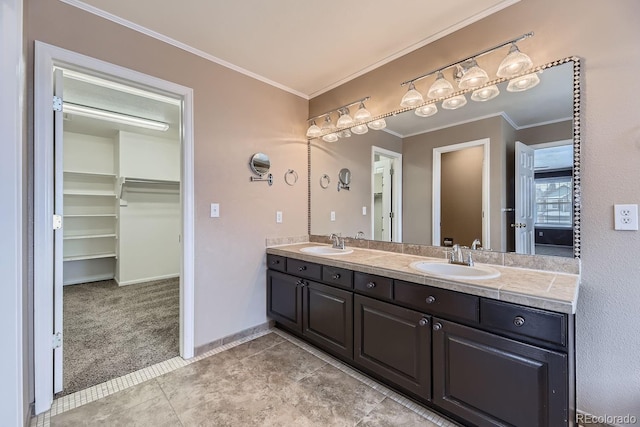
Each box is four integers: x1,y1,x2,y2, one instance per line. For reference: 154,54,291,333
307,56,582,258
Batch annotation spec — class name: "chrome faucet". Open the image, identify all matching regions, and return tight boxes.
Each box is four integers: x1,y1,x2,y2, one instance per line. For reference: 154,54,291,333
449,244,474,266
471,238,482,250
329,233,345,249
354,231,365,240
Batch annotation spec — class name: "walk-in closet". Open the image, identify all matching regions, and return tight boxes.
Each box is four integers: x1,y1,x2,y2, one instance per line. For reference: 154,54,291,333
58,69,182,395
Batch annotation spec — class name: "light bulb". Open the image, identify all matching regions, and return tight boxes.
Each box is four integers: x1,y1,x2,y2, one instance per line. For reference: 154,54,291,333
497,44,534,78
442,95,467,110
427,72,454,99
400,82,424,108
507,73,540,92
471,85,500,102
415,104,438,117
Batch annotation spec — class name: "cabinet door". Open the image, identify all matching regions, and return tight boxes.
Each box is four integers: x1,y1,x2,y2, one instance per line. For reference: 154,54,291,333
432,319,568,427
302,281,353,360
267,270,302,333
354,295,431,400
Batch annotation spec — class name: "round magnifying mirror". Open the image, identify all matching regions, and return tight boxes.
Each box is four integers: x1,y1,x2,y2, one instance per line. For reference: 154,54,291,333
250,153,271,176
338,168,351,186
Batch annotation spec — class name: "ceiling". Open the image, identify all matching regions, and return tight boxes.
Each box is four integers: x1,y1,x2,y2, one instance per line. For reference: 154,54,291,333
66,0,519,98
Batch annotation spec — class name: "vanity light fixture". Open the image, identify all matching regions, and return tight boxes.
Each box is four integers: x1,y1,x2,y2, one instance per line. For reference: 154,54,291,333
353,101,372,122
399,32,535,111
400,82,424,108
415,103,438,117
307,96,388,141
63,102,170,131
336,108,355,128
350,124,369,135
306,119,322,138
320,116,338,142
367,118,387,130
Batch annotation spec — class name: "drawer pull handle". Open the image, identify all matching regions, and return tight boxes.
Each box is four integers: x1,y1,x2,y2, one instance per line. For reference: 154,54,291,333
366,282,376,289
418,318,429,327
296,280,304,286
513,316,526,327
425,296,436,304
271,259,280,264
332,273,341,280
433,322,442,331
298,266,307,271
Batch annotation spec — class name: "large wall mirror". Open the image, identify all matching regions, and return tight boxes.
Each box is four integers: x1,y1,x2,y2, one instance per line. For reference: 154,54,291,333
310,57,581,258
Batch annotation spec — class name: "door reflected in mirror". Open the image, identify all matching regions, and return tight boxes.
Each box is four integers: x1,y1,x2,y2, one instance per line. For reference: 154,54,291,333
309,58,580,258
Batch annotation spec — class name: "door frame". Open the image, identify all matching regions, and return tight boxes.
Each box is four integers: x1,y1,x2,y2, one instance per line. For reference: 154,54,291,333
371,146,402,242
33,41,195,414
432,138,490,248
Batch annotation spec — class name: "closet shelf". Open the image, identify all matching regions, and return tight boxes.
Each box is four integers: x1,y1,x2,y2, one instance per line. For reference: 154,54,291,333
64,214,117,218
64,170,116,178
64,233,116,240
118,176,180,198
64,190,117,197
64,253,117,262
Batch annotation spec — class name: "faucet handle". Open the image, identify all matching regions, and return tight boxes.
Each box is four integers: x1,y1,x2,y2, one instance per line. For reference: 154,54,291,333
467,252,474,266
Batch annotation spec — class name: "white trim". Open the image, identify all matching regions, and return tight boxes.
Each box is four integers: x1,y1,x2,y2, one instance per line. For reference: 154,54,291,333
0,0,25,424
58,0,309,100
530,138,573,150
432,138,490,248
34,41,196,414
371,147,403,242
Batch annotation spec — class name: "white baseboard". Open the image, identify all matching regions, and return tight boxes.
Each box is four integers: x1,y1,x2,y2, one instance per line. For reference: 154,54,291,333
115,273,179,287
63,274,115,286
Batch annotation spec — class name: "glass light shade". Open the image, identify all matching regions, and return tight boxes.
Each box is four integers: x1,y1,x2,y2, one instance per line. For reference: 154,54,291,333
497,44,534,78
471,85,500,102
367,118,387,130
353,103,372,122
306,121,322,138
338,129,352,138
321,116,335,133
441,94,467,110
458,62,489,90
507,72,540,92
400,82,424,108
336,111,354,128
415,104,438,117
322,133,339,143
427,72,454,99
350,124,369,135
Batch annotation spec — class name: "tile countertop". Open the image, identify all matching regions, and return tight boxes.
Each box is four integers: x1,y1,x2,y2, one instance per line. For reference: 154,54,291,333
266,243,580,314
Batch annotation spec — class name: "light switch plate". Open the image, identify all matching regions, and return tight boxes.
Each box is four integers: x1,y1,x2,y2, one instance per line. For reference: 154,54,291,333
362,206,367,215
614,204,638,230
210,203,220,218
276,211,283,223
330,211,336,221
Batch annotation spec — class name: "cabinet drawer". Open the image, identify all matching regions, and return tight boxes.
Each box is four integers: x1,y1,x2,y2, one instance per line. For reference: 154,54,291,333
481,299,567,347
394,281,479,323
322,266,353,290
286,258,322,281
266,254,286,272
354,272,393,300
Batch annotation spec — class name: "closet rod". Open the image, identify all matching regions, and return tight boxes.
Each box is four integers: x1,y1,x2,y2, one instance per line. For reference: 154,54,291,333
119,177,180,198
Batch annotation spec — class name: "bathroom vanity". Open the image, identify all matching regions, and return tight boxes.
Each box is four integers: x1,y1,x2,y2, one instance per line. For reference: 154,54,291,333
266,243,578,427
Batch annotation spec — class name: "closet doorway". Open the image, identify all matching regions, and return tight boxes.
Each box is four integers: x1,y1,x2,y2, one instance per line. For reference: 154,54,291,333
34,42,195,414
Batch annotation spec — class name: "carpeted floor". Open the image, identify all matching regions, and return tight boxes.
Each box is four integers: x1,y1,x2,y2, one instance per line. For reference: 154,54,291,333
58,277,179,397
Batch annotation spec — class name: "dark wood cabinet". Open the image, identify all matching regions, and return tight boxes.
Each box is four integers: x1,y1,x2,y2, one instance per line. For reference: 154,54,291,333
354,294,431,401
267,270,302,332
432,318,568,427
303,281,353,359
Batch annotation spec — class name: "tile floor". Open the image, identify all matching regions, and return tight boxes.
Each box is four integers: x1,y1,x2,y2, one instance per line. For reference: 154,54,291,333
33,329,459,427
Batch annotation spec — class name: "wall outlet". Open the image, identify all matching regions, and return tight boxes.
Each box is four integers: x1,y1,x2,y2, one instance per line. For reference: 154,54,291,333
330,211,336,221
362,206,367,215
210,203,220,218
276,211,283,224
614,204,638,230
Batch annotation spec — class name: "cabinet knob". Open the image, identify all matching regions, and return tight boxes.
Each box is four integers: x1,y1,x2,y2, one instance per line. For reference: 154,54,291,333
296,280,304,287
425,296,436,304
332,273,341,280
513,316,526,327
271,260,280,265
418,318,429,327
433,322,442,331
366,282,376,289
298,266,307,271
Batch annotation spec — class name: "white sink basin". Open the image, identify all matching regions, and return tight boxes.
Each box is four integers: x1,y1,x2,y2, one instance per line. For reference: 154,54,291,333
300,246,354,256
409,261,500,280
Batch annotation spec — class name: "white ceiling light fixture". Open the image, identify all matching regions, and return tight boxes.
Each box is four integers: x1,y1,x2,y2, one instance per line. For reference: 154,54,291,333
507,72,541,92
63,102,170,131
306,119,322,138
441,94,467,110
367,118,387,130
336,108,355,128
415,103,438,117
320,115,338,142
60,68,181,106
471,85,500,102
350,124,369,135
400,82,424,108
427,72,454,99
497,43,534,78
307,96,387,141
353,101,372,122
457,59,489,90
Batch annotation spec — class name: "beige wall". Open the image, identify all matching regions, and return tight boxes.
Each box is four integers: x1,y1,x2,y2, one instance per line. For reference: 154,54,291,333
310,0,640,420
25,0,308,357
310,130,402,239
